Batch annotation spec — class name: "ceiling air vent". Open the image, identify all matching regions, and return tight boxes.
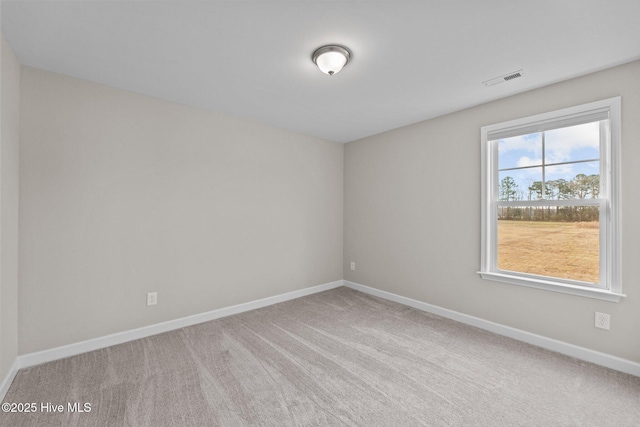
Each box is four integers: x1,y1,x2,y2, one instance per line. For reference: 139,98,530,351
482,69,525,87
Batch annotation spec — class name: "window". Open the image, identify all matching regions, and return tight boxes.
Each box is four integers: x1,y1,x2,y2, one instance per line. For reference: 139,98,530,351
479,97,623,302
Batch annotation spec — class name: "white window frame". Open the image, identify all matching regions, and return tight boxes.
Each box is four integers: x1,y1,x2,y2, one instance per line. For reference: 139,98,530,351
479,97,624,302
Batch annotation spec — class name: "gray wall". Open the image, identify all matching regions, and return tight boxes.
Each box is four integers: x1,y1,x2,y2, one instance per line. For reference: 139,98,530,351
8,53,640,366
19,67,344,354
0,35,20,380
344,60,640,363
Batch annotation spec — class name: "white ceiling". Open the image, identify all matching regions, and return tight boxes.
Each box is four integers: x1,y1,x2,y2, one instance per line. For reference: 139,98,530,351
2,1,640,143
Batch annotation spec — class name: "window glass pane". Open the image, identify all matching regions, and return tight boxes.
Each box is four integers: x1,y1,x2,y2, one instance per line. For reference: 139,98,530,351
498,132,542,170
546,163,600,200
498,168,542,201
497,207,600,284
545,121,600,165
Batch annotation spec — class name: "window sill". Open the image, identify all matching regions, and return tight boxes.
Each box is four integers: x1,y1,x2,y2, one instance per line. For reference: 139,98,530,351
477,271,625,302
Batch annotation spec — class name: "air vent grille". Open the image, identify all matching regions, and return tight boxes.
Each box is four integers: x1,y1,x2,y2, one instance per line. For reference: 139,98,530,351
503,72,522,81
483,69,525,87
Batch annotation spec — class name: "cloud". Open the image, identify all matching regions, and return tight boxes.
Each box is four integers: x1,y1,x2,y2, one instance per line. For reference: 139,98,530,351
498,121,600,163
516,156,541,168
498,133,540,155
545,122,599,163
497,121,602,192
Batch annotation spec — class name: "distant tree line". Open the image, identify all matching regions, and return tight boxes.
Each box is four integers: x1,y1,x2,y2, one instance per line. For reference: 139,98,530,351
499,174,599,222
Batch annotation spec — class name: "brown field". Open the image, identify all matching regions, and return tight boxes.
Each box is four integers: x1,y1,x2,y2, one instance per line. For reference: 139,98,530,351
497,221,599,283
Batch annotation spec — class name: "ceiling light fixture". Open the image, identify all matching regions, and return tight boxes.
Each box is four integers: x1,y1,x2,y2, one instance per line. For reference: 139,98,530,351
312,45,351,76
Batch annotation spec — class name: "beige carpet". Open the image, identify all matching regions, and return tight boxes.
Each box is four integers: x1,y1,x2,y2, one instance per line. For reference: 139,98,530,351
2,287,639,426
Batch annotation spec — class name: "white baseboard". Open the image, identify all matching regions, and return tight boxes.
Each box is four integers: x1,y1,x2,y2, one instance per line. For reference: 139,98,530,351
18,280,343,370
344,281,640,377
0,358,20,402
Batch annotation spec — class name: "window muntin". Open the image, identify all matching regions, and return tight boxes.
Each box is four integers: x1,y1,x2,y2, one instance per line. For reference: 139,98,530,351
480,98,622,301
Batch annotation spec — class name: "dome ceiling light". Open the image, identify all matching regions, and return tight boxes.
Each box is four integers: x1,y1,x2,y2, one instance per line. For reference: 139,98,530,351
312,45,351,76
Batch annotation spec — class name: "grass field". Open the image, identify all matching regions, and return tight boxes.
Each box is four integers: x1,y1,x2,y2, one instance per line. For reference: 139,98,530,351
497,220,599,283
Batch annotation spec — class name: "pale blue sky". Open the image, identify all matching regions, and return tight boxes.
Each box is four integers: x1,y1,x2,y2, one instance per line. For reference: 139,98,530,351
497,122,601,199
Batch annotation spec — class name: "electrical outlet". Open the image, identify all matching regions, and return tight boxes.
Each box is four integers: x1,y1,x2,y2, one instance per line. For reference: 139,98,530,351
147,292,157,306
594,312,610,330
350,261,356,271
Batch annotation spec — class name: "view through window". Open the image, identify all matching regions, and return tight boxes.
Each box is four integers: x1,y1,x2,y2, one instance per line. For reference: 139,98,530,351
497,121,601,284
